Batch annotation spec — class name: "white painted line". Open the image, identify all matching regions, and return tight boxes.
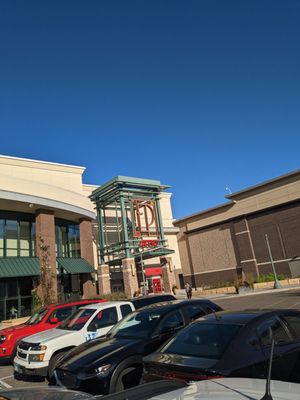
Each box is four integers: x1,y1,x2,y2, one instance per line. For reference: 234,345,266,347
0,375,14,380
0,379,12,388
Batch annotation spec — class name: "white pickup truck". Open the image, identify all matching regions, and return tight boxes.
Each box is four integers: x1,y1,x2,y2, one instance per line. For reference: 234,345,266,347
13,301,134,380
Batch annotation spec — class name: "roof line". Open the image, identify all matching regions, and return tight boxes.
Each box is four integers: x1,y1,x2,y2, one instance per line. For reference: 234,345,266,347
226,169,300,199
0,154,86,171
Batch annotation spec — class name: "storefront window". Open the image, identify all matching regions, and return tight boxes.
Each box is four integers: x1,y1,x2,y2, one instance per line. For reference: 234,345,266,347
6,220,18,256
56,222,80,258
0,216,35,258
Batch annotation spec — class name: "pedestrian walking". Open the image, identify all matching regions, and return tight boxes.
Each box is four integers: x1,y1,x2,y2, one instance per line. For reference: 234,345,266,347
185,282,192,299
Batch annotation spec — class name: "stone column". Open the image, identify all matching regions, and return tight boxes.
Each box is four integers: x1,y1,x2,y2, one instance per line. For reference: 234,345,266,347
79,218,96,298
35,209,58,302
97,264,111,295
122,258,139,298
161,256,176,293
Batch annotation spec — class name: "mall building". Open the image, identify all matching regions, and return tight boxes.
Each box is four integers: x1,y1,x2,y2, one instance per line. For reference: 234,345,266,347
175,170,300,288
0,155,181,321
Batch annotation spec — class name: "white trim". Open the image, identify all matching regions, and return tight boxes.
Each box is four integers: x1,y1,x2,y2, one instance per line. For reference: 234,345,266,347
257,257,300,266
235,230,250,235
0,190,95,219
0,154,85,171
241,259,256,263
191,266,241,275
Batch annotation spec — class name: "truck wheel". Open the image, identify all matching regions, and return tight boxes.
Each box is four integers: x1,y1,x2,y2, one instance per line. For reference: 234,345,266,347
115,366,142,392
47,352,66,384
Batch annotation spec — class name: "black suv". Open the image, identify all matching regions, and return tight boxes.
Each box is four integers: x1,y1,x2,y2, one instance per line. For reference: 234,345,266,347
54,299,222,395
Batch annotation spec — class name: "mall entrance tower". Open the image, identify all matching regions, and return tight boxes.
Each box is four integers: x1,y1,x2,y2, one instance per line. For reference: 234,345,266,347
90,176,175,297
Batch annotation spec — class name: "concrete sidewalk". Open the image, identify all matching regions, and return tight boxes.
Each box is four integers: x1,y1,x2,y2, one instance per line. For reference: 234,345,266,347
176,283,300,301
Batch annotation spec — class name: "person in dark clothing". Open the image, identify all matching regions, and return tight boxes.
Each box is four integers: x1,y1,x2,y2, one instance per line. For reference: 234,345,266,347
185,282,192,299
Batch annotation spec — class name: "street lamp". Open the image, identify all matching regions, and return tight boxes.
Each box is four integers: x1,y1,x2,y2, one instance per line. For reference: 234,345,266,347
265,234,282,289
138,248,147,295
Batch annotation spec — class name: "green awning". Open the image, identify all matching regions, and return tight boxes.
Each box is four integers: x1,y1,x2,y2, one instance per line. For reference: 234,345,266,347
0,257,40,278
57,258,95,274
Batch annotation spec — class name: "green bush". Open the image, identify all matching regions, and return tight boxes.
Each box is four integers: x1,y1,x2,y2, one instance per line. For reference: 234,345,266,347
253,273,285,283
97,292,129,301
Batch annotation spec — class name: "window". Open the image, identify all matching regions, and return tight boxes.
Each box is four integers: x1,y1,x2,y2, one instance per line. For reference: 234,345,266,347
48,306,74,322
88,307,118,330
159,311,184,331
256,317,291,346
281,314,300,341
162,323,241,360
0,216,35,258
121,304,133,318
183,304,205,320
6,220,18,257
56,222,80,258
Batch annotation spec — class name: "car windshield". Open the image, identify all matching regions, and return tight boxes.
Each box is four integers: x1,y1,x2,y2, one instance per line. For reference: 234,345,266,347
108,309,164,339
162,323,242,360
25,308,48,325
58,309,95,331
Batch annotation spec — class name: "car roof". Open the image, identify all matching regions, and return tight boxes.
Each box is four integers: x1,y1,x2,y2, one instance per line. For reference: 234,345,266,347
130,294,176,302
45,299,106,310
137,299,216,313
80,301,133,310
197,309,299,325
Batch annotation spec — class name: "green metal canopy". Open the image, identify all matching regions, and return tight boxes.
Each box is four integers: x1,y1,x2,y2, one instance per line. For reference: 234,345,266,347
57,258,95,274
0,257,40,278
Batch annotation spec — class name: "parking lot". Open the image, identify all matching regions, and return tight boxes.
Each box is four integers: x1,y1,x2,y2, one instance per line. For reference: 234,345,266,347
1,286,300,390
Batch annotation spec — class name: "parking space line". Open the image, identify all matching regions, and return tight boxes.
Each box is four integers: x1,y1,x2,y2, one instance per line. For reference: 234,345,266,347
0,375,14,380
0,379,12,388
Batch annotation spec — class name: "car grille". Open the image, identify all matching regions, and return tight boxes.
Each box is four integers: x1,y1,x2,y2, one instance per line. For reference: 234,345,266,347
18,341,31,351
17,351,27,359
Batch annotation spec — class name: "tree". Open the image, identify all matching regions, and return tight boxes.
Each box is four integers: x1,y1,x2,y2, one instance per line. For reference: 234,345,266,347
34,234,56,306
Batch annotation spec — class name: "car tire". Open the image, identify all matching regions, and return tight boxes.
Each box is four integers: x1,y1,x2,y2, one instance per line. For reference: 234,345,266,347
47,352,66,384
115,366,142,393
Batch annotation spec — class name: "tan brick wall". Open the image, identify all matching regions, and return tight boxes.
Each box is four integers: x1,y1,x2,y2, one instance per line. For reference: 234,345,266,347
97,264,111,295
161,257,176,292
122,258,139,298
35,209,58,301
80,219,95,266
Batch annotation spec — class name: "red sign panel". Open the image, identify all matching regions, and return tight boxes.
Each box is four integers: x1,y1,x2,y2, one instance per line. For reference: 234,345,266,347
139,240,158,248
145,267,162,277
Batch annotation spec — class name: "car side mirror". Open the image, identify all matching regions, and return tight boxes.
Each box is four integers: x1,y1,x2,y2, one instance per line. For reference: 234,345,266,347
87,322,97,332
50,317,59,324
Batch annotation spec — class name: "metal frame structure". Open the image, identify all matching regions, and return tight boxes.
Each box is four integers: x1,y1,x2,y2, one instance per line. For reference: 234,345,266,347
90,176,174,266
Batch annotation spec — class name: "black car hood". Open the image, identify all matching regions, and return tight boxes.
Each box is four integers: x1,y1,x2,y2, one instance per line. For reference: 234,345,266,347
58,336,142,372
145,352,218,370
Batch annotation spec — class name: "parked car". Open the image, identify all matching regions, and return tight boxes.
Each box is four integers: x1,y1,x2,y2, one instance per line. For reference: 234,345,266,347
13,301,135,380
97,378,300,400
0,386,95,400
129,294,176,309
54,299,222,394
143,309,300,384
0,299,106,364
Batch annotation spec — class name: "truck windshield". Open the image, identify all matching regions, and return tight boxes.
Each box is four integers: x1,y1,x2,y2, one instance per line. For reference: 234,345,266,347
58,309,95,331
25,308,48,325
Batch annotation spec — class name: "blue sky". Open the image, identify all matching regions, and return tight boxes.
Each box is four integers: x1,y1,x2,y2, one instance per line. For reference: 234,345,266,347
0,0,299,219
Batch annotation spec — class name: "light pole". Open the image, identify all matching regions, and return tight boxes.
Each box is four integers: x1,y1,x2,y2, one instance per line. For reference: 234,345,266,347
265,234,282,289
138,248,147,295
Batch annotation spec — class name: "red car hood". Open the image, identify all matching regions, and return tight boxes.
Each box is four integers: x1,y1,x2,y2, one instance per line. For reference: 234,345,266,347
0,323,40,337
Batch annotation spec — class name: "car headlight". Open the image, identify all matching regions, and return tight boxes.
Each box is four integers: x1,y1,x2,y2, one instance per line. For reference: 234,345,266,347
89,364,112,375
30,344,47,351
0,335,6,344
29,353,46,362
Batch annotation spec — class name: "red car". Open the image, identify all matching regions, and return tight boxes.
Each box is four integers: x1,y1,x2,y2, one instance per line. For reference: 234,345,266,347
0,299,106,364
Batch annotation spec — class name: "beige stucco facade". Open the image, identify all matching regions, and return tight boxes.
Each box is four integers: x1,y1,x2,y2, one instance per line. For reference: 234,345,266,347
0,155,182,302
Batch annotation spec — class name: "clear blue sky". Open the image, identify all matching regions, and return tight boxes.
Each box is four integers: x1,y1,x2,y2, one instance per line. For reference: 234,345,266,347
0,0,299,219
